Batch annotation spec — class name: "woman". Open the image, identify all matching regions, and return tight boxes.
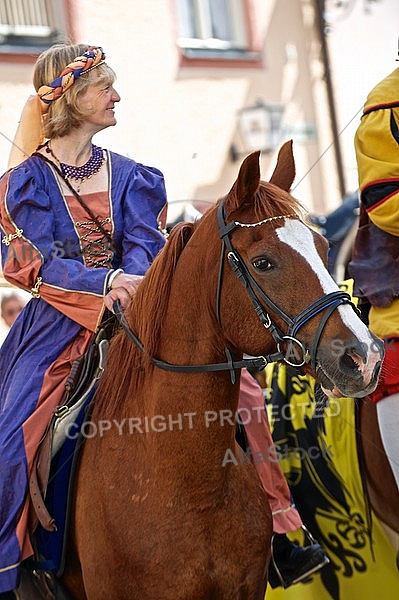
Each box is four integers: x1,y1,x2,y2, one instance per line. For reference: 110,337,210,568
0,43,167,595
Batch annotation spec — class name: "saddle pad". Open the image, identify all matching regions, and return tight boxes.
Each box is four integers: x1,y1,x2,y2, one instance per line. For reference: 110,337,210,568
32,338,109,575
52,338,108,456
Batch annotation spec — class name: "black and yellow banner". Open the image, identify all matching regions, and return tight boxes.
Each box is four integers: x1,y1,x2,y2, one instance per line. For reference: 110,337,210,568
264,363,399,599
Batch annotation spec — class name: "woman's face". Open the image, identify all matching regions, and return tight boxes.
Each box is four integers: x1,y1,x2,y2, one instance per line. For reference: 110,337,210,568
78,79,121,133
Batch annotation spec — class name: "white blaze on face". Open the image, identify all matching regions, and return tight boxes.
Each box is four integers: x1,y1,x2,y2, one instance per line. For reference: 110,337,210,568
275,220,374,352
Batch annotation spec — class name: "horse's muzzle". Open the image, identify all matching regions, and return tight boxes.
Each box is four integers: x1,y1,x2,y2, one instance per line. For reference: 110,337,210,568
316,335,384,399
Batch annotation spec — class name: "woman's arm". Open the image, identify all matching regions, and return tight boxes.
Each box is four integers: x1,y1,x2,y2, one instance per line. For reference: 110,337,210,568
0,167,114,331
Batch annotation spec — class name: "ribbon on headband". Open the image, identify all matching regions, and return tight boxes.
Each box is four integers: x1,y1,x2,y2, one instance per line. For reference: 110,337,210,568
8,46,105,169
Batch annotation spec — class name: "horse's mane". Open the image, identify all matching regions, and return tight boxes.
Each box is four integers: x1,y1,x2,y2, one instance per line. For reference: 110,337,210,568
93,220,198,418
93,181,304,418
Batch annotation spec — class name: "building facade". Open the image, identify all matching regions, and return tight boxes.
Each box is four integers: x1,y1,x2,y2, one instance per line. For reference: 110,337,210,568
0,0,398,301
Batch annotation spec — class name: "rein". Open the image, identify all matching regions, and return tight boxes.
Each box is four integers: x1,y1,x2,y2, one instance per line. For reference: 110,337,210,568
113,300,280,382
114,201,358,383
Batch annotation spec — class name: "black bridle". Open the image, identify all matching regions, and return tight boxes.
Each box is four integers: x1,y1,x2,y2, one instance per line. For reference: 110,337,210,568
216,204,358,374
114,201,357,383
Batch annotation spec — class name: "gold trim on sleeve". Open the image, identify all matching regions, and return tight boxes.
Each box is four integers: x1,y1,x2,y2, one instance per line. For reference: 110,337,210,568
1,228,24,246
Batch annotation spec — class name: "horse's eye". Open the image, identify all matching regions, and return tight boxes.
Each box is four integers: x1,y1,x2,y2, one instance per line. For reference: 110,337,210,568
252,257,274,272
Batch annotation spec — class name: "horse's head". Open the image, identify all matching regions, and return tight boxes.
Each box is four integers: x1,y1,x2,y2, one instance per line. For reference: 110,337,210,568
218,141,383,398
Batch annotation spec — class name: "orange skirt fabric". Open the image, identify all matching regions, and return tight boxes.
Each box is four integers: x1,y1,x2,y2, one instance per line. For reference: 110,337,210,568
239,368,302,534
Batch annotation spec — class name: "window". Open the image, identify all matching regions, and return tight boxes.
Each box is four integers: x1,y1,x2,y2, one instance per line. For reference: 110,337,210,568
0,0,66,54
176,0,260,61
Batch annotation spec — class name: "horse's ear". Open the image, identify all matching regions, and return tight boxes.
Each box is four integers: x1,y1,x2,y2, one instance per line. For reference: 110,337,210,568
224,151,260,217
269,140,296,192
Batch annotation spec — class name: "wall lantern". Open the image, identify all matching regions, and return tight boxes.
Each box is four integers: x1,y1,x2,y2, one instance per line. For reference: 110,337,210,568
230,100,285,161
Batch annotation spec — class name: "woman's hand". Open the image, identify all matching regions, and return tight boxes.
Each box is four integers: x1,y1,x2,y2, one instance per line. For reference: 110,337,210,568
104,273,143,311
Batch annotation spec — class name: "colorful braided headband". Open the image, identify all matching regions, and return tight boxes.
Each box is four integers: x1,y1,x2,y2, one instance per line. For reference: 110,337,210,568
37,46,106,106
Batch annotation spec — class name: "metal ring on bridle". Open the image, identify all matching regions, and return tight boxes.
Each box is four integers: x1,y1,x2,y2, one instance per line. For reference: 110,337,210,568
277,336,308,368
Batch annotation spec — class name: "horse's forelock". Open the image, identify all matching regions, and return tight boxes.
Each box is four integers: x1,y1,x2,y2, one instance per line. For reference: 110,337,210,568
247,181,303,222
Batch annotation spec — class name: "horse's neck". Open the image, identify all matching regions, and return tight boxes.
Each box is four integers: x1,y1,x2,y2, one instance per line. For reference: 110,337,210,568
157,246,229,369
147,308,241,441
130,368,241,498
137,263,241,471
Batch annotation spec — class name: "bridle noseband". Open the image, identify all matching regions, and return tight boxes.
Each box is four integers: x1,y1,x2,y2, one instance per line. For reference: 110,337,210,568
114,201,358,383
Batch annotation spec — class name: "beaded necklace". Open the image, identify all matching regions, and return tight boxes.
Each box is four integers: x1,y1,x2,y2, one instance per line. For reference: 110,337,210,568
45,142,104,188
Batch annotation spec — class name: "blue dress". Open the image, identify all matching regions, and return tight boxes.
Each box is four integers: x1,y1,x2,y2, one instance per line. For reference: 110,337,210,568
0,150,167,591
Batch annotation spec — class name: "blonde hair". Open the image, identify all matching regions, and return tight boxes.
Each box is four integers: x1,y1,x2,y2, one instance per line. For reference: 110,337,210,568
33,43,116,138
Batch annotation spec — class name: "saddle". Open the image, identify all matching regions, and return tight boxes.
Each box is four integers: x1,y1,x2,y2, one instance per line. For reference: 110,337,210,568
29,323,111,532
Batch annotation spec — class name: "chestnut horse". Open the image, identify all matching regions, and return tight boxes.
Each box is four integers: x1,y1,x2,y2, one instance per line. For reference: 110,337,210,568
62,142,383,600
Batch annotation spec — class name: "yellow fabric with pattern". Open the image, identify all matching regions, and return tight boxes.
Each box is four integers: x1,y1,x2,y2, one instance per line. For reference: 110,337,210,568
263,282,399,598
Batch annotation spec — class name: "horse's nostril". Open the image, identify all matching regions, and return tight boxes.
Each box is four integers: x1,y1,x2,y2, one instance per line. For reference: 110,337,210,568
341,352,358,371
347,343,367,365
